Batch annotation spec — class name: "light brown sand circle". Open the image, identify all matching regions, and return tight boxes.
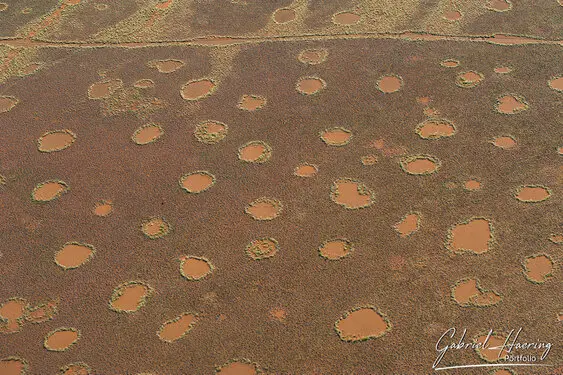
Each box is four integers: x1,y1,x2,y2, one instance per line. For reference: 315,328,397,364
548,76,563,91
216,361,259,375
109,281,152,313
298,48,328,65
294,163,318,177
523,255,554,283
194,121,228,144
133,79,155,89
296,77,326,95
269,307,287,322
491,135,517,149
495,94,528,114
394,213,420,237
179,171,216,193
0,299,27,321
447,218,493,254
60,362,91,375
486,0,513,12
44,328,80,351
37,130,76,152
237,94,266,111
335,306,390,342
464,179,482,191
514,185,551,202
131,124,164,145
440,59,460,68
320,127,352,146
443,10,462,21
452,279,480,305
455,71,484,88
318,239,353,260
246,238,279,260
149,59,184,73
180,256,214,280
88,79,122,100
157,313,197,342
400,155,440,175
474,334,509,362
332,11,361,25
238,141,272,163
0,357,28,375
245,198,283,220
93,200,113,217
32,180,69,202
330,178,374,209
0,96,19,113
494,66,512,74
272,8,296,23
55,242,95,270
180,79,216,100
377,74,403,93
141,217,171,239
415,119,456,139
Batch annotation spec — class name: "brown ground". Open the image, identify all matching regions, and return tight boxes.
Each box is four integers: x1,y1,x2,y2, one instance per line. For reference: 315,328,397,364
0,1,561,374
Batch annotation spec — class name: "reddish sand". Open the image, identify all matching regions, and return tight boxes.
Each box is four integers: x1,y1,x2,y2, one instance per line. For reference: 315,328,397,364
330,179,374,209
25,301,57,323
335,307,390,341
245,198,282,220
180,171,215,193
515,185,551,202
180,257,213,280
88,79,122,99
487,0,512,11
549,234,563,244
93,200,113,217
44,328,79,351
0,97,18,113
332,12,361,25
294,163,318,177
491,136,517,149
320,128,352,146
152,60,184,73
443,10,462,21
491,370,513,375
298,49,328,65
32,181,68,202
494,66,512,74
0,300,26,321
132,124,163,145
474,335,509,362
471,291,502,306
377,75,403,93
495,94,528,114
456,71,484,88
400,156,440,175
158,313,197,342
416,119,456,139
37,130,76,152
394,213,420,237
60,363,90,375
296,77,326,95
0,358,27,375
273,8,296,24
110,283,151,312
524,255,553,283
549,76,563,91
464,180,482,191
440,59,460,68
238,95,266,111
180,79,216,100
449,218,492,254
246,238,278,260
269,307,287,322
238,142,271,163
319,239,352,260
217,362,258,375
452,279,480,305
55,243,95,269
141,217,170,238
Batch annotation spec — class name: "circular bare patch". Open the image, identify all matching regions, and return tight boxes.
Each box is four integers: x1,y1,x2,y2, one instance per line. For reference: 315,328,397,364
495,94,529,114
455,71,484,88
141,217,171,239
330,178,374,209
32,180,69,202
148,59,184,73
60,362,91,375
93,200,113,217
272,8,296,23
464,179,482,191
443,10,462,21
294,163,318,177
318,239,353,260
179,171,216,193
296,76,326,95
44,327,80,352
377,74,403,93
131,123,163,145
181,79,216,101
0,96,19,113
485,0,513,12
0,357,28,375
399,155,441,175
133,79,155,89
216,360,260,375
491,135,517,149
55,242,95,270
446,217,493,255
320,127,352,146
37,130,76,153
109,281,153,313
157,313,197,343
245,197,282,220
246,238,279,260
194,121,228,144
548,76,563,92
514,185,551,202
180,256,214,280
237,141,272,163
237,94,266,111
415,119,456,139
335,306,391,342
298,48,328,65
332,11,361,25
393,212,420,238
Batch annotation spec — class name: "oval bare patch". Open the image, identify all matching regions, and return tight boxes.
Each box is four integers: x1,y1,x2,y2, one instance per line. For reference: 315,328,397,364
491,135,517,149
523,254,554,283
495,94,528,114
330,178,374,209
132,124,164,145
149,59,184,73
55,242,95,270
335,306,391,342
298,48,328,65
245,197,283,220
320,127,352,146
548,76,563,92
141,217,171,239
237,94,266,111
377,74,403,93
180,256,214,280
296,77,326,95
0,357,28,375
272,8,296,23
60,362,91,375
415,119,456,139
44,328,80,351
37,130,76,152
93,200,113,217
393,213,420,237
133,79,155,89
514,185,551,202
332,11,361,25
109,281,153,313
237,141,272,163
32,180,69,202
486,0,513,11
400,155,441,175
216,360,260,375
319,239,353,260
447,217,493,255
180,79,216,100
179,171,215,193
440,59,460,68
157,313,197,342
246,238,279,260
455,71,484,88
474,334,509,362
294,163,318,177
